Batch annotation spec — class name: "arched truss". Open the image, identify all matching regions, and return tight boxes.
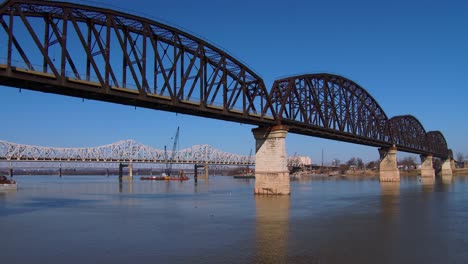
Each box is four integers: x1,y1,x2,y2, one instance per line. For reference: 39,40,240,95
269,73,389,146
0,0,275,124
447,149,453,160
0,0,451,159
0,139,255,165
426,131,449,159
387,115,428,153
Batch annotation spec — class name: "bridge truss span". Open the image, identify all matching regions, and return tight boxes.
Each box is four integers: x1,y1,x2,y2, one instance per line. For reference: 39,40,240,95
0,0,275,125
269,73,389,147
426,131,449,159
0,0,451,160
387,115,429,154
0,139,255,165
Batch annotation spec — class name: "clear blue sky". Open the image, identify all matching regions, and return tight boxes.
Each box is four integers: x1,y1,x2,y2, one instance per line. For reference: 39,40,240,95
1,0,467,164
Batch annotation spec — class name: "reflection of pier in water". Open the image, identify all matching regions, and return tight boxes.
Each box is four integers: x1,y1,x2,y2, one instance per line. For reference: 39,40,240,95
442,174,453,185
380,182,400,222
254,196,290,263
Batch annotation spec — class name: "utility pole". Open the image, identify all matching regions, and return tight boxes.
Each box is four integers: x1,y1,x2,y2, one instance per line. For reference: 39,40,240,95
321,149,324,168
321,149,324,173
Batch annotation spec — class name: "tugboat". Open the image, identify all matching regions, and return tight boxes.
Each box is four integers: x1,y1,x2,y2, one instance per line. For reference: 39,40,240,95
0,175,17,190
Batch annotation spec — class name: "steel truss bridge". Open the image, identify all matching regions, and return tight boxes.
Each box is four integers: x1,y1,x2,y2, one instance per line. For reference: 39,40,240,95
0,139,257,165
0,0,451,160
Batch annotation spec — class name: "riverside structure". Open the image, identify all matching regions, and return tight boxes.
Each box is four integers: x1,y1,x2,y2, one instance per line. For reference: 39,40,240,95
0,0,453,194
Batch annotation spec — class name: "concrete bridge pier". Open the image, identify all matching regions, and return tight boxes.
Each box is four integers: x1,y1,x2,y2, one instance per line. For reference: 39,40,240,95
194,164,209,185
441,159,453,177
118,162,133,181
127,161,133,180
441,159,453,183
204,163,209,179
252,125,290,195
378,146,400,182
420,155,435,184
450,159,456,170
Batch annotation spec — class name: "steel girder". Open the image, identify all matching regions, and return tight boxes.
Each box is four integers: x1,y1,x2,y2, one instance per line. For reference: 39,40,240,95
0,0,275,125
269,73,389,147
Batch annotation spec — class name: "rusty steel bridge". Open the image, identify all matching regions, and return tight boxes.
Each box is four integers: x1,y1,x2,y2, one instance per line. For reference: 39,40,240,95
0,0,451,161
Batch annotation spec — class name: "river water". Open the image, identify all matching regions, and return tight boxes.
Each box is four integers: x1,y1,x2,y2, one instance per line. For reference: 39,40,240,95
1,175,468,263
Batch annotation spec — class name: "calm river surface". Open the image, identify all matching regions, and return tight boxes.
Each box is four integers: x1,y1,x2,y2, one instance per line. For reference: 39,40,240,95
1,175,468,263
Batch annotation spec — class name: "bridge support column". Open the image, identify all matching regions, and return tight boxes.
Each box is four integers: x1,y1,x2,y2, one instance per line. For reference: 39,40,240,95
128,161,133,180
420,155,435,184
252,125,290,195
379,147,400,182
204,164,209,179
441,158,453,183
119,162,133,180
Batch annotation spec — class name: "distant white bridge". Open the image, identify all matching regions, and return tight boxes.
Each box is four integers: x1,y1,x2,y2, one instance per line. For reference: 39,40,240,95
0,139,311,168
0,139,255,165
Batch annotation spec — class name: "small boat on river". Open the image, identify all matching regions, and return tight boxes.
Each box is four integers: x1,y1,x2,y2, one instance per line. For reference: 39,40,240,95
140,171,189,181
0,175,17,190
233,169,255,179
140,127,189,182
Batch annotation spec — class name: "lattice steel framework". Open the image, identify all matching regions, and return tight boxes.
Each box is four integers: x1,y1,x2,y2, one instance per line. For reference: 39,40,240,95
0,0,275,124
426,131,448,158
387,115,428,153
0,139,255,165
0,0,451,159
269,73,389,146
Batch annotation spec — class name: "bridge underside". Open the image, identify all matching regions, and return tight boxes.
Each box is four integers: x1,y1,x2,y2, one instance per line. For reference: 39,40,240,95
0,70,274,127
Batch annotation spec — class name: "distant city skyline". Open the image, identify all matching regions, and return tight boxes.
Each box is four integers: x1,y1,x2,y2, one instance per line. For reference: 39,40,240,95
2,0,467,164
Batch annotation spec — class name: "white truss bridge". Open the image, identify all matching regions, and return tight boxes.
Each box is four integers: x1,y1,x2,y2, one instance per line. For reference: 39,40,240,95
0,139,254,165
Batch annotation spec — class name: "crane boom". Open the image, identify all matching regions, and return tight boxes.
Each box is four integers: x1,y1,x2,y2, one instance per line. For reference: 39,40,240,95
165,126,179,176
247,148,252,169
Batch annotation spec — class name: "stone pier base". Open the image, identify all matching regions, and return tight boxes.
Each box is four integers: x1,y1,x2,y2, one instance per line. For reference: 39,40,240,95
379,147,400,182
441,159,453,177
441,159,453,184
420,155,435,184
253,125,290,195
